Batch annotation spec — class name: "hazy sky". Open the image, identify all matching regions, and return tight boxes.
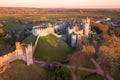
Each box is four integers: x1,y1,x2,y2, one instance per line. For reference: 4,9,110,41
0,0,120,8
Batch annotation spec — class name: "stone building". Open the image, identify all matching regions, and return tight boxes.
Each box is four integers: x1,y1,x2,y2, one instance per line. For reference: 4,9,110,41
0,42,33,68
67,17,91,47
32,23,54,36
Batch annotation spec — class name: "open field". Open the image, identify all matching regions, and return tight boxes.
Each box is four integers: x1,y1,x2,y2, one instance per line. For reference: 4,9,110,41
0,8,119,33
46,66,72,80
0,60,46,80
34,34,72,62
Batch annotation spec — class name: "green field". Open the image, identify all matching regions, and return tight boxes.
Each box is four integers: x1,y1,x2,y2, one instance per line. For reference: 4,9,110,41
22,35,37,45
46,66,72,80
34,34,72,62
0,60,46,80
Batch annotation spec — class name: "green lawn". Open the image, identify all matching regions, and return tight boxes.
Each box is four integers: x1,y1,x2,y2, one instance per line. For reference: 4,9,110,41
0,60,46,80
34,34,72,62
77,71,103,80
22,35,37,46
112,72,120,80
46,66,71,80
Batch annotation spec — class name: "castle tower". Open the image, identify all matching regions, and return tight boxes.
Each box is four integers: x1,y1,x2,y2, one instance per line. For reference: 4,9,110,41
15,42,23,59
71,34,77,47
25,43,33,66
82,17,90,38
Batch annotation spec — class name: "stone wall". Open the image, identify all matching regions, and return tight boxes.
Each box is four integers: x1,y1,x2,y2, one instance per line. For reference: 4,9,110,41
0,51,17,67
0,42,33,68
32,27,54,36
33,35,40,54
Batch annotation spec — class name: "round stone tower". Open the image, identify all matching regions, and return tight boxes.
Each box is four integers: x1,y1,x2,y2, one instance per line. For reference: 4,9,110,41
82,17,90,38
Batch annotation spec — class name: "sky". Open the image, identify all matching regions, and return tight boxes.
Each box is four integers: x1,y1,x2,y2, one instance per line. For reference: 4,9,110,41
0,0,120,8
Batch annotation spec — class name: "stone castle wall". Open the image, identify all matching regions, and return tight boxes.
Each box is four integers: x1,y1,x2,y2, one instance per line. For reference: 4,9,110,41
67,17,90,47
0,51,17,67
83,17,90,37
33,35,40,54
32,27,54,36
0,42,33,68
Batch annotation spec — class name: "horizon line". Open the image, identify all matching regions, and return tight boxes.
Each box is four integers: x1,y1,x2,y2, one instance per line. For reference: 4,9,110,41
0,6,120,9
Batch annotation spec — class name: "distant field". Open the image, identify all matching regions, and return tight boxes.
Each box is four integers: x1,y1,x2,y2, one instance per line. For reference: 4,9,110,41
0,9,119,33
22,35,37,45
0,60,46,80
34,34,72,62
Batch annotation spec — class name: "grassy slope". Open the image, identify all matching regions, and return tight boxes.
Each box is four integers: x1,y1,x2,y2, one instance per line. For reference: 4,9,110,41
22,35,37,46
34,34,72,62
0,60,46,80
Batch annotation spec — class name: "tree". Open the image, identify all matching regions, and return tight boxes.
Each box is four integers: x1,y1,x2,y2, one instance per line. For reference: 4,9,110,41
0,23,4,36
98,45,119,73
81,45,95,58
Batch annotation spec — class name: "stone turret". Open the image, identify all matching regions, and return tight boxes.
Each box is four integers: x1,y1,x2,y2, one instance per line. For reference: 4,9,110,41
83,17,90,38
15,42,33,66
25,43,33,66
71,34,77,47
15,42,23,59
32,27,54,36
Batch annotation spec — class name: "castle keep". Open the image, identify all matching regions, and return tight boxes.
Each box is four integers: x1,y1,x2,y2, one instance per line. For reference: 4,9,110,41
32,17,91,47
67,17,91,47
32,23,54,36
0,42,33,68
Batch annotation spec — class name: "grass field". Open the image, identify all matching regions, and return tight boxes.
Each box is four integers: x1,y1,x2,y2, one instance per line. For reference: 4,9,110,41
34,34,72,62
46,66,71,80
0,60,46,80
77,71,103,80
22,35,37,45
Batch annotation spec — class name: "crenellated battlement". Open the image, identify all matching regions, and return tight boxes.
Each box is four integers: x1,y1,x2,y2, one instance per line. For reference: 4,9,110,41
32,27,54,36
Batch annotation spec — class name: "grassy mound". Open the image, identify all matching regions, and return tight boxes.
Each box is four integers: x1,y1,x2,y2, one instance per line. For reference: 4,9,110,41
34,34,72,62
0,60,46,80
22,35,37,45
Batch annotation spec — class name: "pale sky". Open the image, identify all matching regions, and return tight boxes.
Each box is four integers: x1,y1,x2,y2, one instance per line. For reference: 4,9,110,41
0,0,120,8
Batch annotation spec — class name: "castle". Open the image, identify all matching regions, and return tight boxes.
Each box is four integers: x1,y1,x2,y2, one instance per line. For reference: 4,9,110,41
0,42,33,68
32,23,54,36
0,17,90,68
67,17,91,47
32,17,91,47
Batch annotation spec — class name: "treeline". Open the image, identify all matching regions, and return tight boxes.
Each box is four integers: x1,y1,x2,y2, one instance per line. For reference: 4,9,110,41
0,7,120,16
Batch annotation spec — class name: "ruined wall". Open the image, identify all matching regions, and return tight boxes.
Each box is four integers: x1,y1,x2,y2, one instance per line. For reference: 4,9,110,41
0,51,17,67
0,42,33,68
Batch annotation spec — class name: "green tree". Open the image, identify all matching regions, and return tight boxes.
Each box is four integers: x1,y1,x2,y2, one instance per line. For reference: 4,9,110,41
0,23,4,36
